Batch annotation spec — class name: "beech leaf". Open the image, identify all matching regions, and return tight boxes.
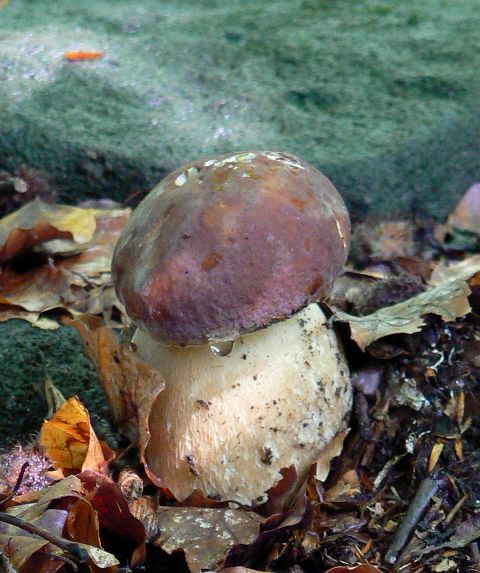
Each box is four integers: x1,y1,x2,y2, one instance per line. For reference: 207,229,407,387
39,396,115,473
152,507,263,573
0,199,97,263
332,277,472,351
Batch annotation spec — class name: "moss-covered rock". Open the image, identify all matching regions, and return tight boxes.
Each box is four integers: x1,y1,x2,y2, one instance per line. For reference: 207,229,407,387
0,0,479,219
0,320,108,447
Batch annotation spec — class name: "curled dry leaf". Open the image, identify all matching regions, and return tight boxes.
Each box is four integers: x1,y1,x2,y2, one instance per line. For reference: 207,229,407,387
0,265,70,313
205,567,262,573
71,316,165,469
39,396,115,474
0,199,97,263
209,568,265,573
324,566,383,573
0,307,58,329
332,272,475,351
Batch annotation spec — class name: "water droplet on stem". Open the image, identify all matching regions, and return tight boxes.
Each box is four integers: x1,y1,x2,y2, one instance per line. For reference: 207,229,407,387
209,339,235,357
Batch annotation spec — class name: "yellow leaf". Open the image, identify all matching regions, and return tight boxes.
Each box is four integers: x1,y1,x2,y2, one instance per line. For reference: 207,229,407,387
428,442,444,472
0,199,97,263
39,397,114,473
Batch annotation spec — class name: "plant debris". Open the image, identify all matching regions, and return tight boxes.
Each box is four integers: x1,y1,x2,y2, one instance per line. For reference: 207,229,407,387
0,181,479,572
63,51,104,62
0,199,130,330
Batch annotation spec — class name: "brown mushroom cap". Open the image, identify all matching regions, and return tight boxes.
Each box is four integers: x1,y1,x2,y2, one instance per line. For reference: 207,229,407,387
112,151,350,345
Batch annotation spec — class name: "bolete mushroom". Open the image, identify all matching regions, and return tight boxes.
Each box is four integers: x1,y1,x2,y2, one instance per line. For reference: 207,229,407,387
112,151,352,504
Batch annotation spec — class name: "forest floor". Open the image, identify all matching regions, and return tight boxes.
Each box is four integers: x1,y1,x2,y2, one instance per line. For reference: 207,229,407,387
0,172,479,572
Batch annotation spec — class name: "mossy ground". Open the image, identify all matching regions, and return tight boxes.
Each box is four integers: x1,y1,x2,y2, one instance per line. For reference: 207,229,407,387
0,0,479,219
0,320,108,447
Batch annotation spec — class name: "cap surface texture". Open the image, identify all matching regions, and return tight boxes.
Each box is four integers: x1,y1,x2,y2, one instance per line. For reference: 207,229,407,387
112,151,350,345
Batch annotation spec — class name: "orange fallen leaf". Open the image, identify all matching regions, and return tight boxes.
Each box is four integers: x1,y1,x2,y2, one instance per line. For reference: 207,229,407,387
64,51,104,61
39,396,114,474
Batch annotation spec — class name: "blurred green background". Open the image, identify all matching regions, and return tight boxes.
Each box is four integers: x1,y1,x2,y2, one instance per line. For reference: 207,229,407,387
1,0,479,219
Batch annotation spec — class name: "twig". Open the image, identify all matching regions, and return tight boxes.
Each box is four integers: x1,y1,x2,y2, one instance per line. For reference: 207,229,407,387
384,476,441,564
354,392,373,441
43,551,79,572
444,493,468,526
471,542,480,571
0,462,29,508
0,511,88,564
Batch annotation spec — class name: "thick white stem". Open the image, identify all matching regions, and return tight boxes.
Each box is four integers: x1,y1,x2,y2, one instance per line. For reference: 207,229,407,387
134,304,352,505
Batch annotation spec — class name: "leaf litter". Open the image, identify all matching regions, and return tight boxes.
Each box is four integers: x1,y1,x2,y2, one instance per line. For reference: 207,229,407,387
0,182,479,571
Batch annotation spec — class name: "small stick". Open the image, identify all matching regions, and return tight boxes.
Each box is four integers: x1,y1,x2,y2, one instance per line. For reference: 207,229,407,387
444,494,468,526
354,392,373,441
471,542,480,571
0,511,88,563
43,551,79,572
0,462,29,508
384,477,440,564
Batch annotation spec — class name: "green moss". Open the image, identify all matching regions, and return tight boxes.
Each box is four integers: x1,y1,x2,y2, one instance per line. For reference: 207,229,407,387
0,320,107,447
0,0,479,217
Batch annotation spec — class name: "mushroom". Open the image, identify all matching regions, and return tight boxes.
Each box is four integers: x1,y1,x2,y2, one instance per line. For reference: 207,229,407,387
112,151,352,504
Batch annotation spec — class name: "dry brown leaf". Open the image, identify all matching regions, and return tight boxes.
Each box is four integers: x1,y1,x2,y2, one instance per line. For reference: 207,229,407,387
8,471,145,571
0,203,130,329
444,182,480,234
0,199,97,263
332,277,472,351
39,396,114,473
77,471,146,567
151,507,263,573
0,266,68,312
0,306,58,329
0,533,61,573
71,316,165,470
325,469,361,502
0,501,117,572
